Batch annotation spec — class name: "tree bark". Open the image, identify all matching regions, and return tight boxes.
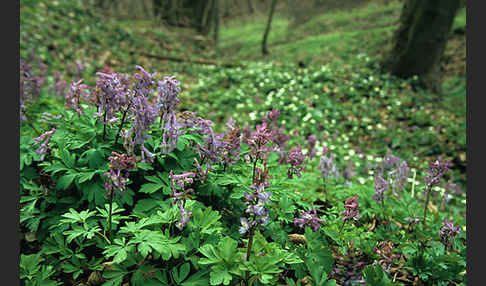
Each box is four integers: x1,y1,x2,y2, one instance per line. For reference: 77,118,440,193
213,0,220,45
247,0,255,14
262,0,278,55
383,0,460,93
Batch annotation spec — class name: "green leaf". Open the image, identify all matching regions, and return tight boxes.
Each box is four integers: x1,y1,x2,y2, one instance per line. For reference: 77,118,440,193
139,183,165,194
56,173,77,190
181,270,210,286
209,265,232,286
60,149,76,168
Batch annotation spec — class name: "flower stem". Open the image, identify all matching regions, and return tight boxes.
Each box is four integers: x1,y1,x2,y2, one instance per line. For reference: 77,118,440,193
108,191,114,240
115,102,131,144
339,220,346,238
423,186,431,230
245,225,255,285
103,111,107,141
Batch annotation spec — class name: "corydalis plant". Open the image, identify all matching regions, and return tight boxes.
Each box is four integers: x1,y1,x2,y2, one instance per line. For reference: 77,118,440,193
339,195,360,236
103,152,136,239
220,118,241,168
373,241,400,273
169,171,195,230
65,79,89,116
32,129,56,160
375,154,410,196
423,158,450,228
373,175,389,220
286,146,305,179
439,219,461,251
294,208,325,232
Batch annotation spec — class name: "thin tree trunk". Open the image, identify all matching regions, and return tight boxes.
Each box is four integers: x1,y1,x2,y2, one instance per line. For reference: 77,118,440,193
201,0,214,35
262,0,277,55
383,0,460,93
213,0,220,45
247,0,255,14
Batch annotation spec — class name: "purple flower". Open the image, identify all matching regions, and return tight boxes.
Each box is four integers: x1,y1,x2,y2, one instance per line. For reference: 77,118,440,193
94,71,131,124
193,157,212,183
170,171,196,189
294,208,325,232
241,181,272,233
133,65,156,97
160,112,182,154
307,134,318,159
319,154,339,179
65,79,89,115
404,216,420,224
175,204,192,231
103,152,136,196
439,218,461,250
373,175,389,202
239,217,252,234
49,71,68,98
390,161,410,194
340,195,360,221
262,108,280,124
32,129,56,160
220,118,241,166
38,112,62,125
373,241,399,273
244,123,273,161
424,158,451,188
129,94,158,145
286,146,306,179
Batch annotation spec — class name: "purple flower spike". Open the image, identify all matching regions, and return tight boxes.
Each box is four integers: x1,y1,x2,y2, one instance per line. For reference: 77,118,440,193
175,204,192,231
439,218,461,250
294,208,325,232
373,175,389,202
425,158,451,188
287,146,306,179
340,195,360,221
103,152,136,197
33,129,56,160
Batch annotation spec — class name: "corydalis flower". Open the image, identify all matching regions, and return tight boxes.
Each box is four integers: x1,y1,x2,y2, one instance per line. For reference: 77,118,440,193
49,71,68,98
170,171,196,190
221,118,241,166
319,154,339,179
373,175,389,202
245,123,273,161
340,195,360,221
439,218,461,250
294,208,325,232
133,65,156,97
240,183,272,234
33,129,56,160
65,79,89,115
129,95,158,145
95,71,130,123
424,159,451,188
373,241,400,273
287,146,305,179
103,152,136,197
175,204,192,231
307,134,318,159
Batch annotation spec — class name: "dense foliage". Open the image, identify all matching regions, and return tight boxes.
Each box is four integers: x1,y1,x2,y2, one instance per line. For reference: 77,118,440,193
20,63,466,285
20,0,466,285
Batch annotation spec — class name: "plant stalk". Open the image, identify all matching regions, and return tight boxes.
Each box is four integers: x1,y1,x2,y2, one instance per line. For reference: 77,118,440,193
115,102,131,144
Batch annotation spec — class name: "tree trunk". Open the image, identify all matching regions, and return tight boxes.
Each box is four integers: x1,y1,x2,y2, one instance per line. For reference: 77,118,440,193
383,0,460,93
262,0,277,55
213,0,220,45
153,0,163,19
200,0,214,35
247,0,255,14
